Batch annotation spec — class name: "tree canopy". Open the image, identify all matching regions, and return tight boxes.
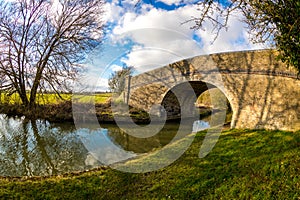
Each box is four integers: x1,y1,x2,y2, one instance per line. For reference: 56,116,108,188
0,0,105,109
190,0,300,74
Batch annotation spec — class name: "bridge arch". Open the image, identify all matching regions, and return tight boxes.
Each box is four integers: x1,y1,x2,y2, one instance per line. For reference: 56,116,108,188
160,81,233,122
125,49,300,131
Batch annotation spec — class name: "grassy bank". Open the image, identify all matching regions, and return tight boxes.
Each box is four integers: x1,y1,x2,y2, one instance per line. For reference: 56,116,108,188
0,92,112,105
1,129,300,199
0,93,152,123
0,92,112,121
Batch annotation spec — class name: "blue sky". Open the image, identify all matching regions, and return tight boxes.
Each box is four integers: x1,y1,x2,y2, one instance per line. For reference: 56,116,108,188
81,0,266,91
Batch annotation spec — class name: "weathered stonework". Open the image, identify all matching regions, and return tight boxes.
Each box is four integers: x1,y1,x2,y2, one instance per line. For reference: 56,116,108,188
124,49,300,131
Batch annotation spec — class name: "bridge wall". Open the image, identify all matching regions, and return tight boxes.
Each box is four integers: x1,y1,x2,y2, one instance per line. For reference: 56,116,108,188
124,50,300,131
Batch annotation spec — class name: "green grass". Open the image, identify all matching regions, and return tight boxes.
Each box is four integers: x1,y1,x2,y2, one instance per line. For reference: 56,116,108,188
1,129,300,199
0,92,112,105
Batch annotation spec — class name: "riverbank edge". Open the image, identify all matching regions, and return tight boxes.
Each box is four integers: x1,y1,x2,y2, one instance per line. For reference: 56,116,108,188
0,101,153,124
0,101,216,125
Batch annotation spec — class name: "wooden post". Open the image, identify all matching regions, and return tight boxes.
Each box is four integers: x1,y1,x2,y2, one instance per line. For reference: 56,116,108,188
125,75,131,104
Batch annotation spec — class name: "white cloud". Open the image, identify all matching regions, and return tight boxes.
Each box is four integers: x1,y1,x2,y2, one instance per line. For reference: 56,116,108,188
74,70,110,92
157,0,198,6
111,64,123,72
50,0,63,16
157,0,182,6
110,5,204,73
195,9,266,54
107,3,267,74
87,1,268,90
103,1,124,23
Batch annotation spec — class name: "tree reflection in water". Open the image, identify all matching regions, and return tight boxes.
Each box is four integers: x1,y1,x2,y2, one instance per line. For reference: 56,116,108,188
103,123,180,154
0,115,99,176
0,114,211,176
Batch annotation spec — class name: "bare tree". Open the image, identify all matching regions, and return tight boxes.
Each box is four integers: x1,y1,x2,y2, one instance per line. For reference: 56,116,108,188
0,0,105,110
108,66,134,94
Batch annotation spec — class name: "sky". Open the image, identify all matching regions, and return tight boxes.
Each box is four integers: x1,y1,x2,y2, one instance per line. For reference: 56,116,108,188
79,0,267,91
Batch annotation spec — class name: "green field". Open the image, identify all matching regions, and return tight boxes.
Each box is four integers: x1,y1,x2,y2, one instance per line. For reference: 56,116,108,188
0,92,112,105
1,129,300,199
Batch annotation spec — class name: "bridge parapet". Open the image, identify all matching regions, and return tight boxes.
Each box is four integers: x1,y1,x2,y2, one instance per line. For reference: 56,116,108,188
126,50,298,91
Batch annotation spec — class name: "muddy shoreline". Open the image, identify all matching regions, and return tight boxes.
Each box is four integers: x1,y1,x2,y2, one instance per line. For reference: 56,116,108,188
0,100,218,125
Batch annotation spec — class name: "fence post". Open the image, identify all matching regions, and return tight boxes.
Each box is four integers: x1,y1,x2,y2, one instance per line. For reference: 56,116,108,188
124,75,131,104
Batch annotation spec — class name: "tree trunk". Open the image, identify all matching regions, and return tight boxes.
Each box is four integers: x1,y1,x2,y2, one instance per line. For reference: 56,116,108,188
20,77,28,105
29,63,45,110
18,90,29,106
29,82,38,110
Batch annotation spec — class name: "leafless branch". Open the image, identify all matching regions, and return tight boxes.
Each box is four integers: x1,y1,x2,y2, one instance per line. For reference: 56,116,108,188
0,0,105,107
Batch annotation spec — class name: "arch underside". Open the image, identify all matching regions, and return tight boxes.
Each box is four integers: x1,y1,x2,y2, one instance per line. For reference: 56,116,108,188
161,81,223,120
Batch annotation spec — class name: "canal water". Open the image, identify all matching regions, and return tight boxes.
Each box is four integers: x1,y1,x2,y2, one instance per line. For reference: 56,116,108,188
0,114,210,176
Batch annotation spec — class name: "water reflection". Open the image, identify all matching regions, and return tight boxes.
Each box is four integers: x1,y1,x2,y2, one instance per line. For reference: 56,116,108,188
192,120,210,132
0,114,210,176
78,128,136,165
0,115,99,176
102,123,179,153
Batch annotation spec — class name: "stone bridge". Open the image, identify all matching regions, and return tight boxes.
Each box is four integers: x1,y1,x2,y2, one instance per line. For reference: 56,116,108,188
123,49,300,131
